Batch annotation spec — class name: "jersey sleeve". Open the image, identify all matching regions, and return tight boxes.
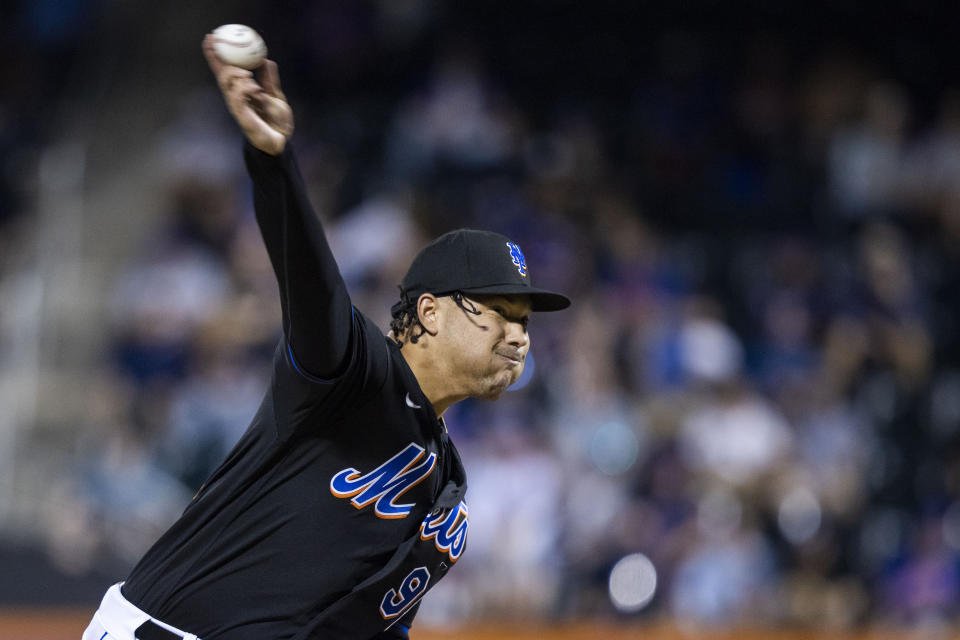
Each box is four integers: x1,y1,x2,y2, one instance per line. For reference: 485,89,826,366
244,141,352,379
268,312,392,440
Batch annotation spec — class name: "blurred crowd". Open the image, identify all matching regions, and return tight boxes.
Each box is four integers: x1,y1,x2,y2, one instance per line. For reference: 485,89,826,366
0,0,87,256
5,0,960,633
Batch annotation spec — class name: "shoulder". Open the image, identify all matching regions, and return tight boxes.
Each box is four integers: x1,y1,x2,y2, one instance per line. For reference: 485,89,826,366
276,307,392,394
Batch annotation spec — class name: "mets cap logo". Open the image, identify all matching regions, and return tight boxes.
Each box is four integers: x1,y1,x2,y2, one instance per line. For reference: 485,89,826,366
506,242,527,277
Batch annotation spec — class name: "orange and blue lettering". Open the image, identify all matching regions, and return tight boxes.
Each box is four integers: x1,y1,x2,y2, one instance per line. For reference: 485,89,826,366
330,443,436,519
420,501,469,562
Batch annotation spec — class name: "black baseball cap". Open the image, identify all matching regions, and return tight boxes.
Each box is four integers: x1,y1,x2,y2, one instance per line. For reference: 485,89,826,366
393,229,571,315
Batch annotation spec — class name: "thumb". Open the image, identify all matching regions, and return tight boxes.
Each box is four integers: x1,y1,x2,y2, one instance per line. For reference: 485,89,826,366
258,60,284,99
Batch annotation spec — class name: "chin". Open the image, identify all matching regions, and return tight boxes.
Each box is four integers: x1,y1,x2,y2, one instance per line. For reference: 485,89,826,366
474,383,506,401
475,373,518,401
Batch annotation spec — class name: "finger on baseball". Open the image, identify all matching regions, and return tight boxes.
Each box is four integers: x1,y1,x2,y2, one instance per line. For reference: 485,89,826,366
258,60,284,98
202,34,224,75
204,36,257,90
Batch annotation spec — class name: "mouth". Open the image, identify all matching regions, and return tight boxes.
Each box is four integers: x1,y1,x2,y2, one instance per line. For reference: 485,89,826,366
497,352,523,366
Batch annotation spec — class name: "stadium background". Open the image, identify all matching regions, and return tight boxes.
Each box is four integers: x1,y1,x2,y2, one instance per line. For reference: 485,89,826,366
2,0,960,637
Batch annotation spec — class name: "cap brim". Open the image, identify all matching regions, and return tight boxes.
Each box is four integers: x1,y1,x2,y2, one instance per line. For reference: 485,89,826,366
458,283,571,312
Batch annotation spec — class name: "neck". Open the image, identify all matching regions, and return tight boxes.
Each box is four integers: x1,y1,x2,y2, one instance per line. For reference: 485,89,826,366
397,341,467,417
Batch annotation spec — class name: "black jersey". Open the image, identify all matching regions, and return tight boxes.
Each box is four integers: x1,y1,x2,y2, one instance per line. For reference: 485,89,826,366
121,143,468,640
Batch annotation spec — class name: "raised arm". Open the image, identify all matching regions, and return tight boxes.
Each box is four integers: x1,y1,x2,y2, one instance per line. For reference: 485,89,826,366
203,34,352,379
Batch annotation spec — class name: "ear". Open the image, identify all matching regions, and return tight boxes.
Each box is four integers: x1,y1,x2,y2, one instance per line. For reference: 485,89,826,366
416,293,441,337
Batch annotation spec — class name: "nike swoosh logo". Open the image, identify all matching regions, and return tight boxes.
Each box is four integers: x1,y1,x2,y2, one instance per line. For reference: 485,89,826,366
405,393,422,409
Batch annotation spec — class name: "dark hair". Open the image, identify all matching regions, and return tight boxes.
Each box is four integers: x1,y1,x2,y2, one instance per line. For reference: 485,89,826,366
389,287,426,346
389,288,481,346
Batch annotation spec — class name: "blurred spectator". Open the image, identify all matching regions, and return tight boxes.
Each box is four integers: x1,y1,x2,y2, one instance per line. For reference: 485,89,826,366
828,83,911,219
385,45,521,180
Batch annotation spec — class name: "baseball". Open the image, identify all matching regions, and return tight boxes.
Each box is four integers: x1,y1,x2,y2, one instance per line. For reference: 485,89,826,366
211,24,267,69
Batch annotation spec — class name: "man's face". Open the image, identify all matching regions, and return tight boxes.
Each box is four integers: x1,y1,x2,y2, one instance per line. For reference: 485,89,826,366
439,293,532,400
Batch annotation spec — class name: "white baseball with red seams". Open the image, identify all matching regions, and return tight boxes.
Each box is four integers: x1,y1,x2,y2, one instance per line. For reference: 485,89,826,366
211,24,267,69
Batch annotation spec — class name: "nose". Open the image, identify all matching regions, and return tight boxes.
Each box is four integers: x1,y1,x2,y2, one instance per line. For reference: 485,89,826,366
505,320,529,351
